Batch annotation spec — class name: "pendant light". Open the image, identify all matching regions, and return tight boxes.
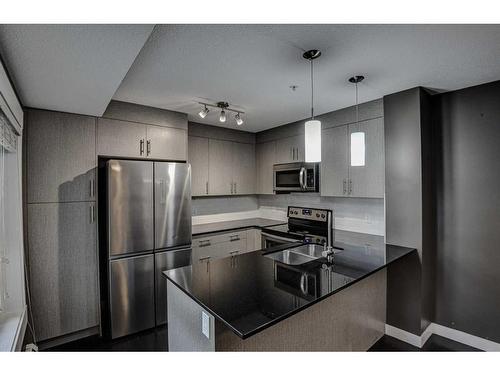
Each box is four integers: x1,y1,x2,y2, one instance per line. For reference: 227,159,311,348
348,75,366,167
303,49,322,163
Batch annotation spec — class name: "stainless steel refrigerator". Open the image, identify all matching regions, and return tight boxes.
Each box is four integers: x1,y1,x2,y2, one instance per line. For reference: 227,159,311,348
105,159,191,339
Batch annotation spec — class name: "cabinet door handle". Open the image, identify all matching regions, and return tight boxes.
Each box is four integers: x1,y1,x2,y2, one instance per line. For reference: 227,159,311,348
343,179,346,195
230,182,233,194
349,179,353,195
199,240,211,247
89,179,94,198
146,140,151,156
199,256,211,272
140,139,144,155
206,181,209,194
234,182,237,194
229,235,240,242
90,204,95,223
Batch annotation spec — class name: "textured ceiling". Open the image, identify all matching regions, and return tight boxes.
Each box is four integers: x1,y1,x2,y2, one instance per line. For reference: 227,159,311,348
114,24,500,132
1,24,500,131
0,24,154,116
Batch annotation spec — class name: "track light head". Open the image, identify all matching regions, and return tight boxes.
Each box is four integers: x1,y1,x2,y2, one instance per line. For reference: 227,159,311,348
235,113,243,126
198,105,209,118
219,110,226,123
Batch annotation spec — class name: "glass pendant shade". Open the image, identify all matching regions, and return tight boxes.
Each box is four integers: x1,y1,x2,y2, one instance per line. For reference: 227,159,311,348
305,119,321,162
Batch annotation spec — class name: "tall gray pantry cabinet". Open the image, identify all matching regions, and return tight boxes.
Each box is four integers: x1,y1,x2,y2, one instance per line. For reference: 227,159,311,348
25,101,189,344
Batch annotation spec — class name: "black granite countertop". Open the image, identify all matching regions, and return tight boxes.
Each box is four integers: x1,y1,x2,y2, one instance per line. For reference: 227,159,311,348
164,230,416,339
192,218,286,236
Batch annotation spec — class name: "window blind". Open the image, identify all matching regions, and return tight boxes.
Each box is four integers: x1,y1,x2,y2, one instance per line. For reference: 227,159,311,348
0,110,17,312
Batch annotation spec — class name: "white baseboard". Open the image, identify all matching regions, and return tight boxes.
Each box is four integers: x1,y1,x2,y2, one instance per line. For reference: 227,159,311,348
385,324,422,347
385,323,500,351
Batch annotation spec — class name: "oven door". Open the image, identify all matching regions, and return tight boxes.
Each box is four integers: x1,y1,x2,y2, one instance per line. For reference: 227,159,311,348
261,232,297,249
274,263,318,301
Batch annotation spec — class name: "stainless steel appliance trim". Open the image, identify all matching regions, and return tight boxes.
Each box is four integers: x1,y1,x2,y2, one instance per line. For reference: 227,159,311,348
299,167,306,190
109,253,155,339
108,159,154,257
154,162,192,250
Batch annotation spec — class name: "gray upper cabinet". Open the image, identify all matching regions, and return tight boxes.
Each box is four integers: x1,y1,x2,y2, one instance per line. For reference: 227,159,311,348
256,140,276,194
146,125,187,161
348,118,385,198
321,125,349,196
27,109,96,203
208,139,233,195
321,118,385,198
188,136,209,196
275,134,304,164
27,202,98,341
191,136,256,196
97,118,146,158
232,142,255,195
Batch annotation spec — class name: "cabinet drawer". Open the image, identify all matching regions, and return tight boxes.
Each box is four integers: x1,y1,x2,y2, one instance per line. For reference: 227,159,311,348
192,231,248,261
192,230,247,248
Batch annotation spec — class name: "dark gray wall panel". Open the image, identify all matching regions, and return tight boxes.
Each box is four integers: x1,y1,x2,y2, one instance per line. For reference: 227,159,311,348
434,80,500,342
188,121,255,144
103,100,187,130
384,88,423,250
384,87,436,335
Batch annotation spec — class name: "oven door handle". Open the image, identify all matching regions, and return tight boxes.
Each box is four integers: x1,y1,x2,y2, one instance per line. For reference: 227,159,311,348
299,167,306,190
262,232,297,244
300,273,309,295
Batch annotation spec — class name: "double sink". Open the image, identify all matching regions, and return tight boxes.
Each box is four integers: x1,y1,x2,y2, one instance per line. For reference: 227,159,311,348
265,243,326,265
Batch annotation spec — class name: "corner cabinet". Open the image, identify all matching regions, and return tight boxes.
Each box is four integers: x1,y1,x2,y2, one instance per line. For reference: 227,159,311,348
190,136,256,196
256,140,276,194
188,136,209,196
321,117,384,198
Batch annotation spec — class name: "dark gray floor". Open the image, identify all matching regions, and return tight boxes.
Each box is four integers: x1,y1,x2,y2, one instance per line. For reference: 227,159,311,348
369,334,481,351
45,326,169,351
46,328,480,352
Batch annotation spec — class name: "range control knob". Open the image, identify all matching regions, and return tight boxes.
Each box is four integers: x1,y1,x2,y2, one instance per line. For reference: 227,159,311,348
321,214,325,218
316,213,320,218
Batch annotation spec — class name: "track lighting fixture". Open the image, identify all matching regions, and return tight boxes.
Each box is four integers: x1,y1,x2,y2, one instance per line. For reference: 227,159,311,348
219,109,226,123
197,101,245,126
235,112,243,126
198,105,209,118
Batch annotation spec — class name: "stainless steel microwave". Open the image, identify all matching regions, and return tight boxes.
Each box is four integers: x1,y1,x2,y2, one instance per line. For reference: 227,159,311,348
273,162,319,192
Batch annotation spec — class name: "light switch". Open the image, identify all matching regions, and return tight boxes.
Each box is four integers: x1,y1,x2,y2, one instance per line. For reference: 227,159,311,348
201,311,210,339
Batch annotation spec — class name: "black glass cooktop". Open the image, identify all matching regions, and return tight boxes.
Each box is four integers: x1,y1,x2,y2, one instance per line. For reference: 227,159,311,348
164,230,416,339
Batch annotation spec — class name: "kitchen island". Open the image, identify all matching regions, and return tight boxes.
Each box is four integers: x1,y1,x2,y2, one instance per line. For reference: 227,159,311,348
164,230,415,351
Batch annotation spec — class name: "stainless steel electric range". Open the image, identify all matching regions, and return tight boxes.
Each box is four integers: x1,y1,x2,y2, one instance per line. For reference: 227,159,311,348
261,206,333,249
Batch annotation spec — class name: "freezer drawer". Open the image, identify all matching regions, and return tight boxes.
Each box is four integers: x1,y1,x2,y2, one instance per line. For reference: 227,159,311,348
108,159,154,257
154,162,192,250
109,254,155,339
155,248,192,325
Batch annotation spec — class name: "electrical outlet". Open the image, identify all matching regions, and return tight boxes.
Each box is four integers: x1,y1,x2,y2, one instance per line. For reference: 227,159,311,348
201,311,210,339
